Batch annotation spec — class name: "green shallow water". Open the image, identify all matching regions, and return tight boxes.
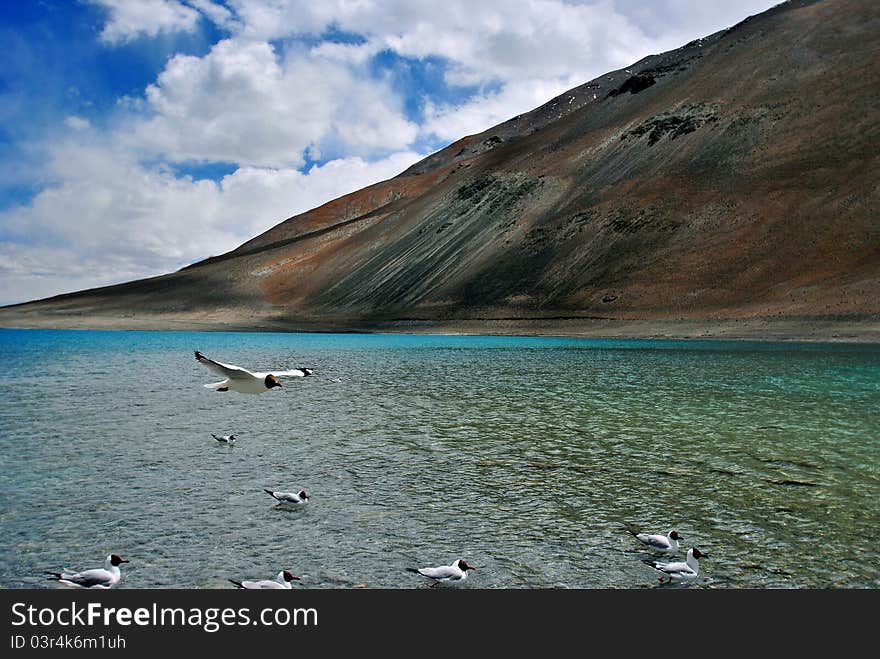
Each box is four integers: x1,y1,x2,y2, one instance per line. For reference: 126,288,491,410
0,329,877,588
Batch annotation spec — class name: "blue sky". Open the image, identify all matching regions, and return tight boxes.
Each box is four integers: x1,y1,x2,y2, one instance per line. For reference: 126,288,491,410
0,0,779,305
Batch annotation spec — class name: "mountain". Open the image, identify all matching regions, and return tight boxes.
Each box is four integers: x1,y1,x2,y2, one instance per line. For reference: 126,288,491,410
2,0,878,340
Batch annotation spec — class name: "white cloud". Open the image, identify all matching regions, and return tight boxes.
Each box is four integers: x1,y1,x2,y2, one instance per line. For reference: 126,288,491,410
371,0,655,85
215,150,425,238
308,40,381,66
64,116,90,130
0,141,424,305
129,39,418,168
88,0,201,44
607,0,786,42
186,0,238,31
422,77,581,142
213,0,746,88
0,243,153,305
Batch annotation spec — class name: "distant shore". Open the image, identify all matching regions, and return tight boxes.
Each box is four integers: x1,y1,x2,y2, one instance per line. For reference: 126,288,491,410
1,310,878,343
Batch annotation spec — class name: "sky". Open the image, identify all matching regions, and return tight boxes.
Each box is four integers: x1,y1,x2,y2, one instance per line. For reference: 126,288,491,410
0,0,781,306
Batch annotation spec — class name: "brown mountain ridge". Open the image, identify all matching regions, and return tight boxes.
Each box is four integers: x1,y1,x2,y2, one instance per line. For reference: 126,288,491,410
2,0,879,341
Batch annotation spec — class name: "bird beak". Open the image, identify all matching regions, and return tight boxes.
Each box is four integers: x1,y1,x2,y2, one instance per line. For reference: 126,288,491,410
290,575,301,580
120,559,130,563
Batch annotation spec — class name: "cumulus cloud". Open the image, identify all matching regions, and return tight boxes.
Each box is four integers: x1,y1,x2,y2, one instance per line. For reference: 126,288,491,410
422,77,583,142
130,39,418,167
63,116,90,130
219,0,656,85
373,1,654,84
0,243,153,304
0,140,423,304
217,0,777,86
88,0,201,44
186,0,238,31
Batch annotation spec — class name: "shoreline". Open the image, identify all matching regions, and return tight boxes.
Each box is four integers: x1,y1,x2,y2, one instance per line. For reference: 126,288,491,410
1,313,879,344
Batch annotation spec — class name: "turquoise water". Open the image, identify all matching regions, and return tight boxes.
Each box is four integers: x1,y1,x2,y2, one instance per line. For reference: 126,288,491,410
0,329,877,588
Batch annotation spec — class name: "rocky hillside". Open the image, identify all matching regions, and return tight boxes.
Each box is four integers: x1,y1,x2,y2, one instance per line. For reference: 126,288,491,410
2,0,878,339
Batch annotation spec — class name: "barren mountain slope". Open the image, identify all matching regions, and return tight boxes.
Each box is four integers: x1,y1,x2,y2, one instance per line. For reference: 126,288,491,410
2,0,878,340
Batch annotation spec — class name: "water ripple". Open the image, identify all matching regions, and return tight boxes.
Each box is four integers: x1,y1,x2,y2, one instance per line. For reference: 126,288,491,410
0,329,878,589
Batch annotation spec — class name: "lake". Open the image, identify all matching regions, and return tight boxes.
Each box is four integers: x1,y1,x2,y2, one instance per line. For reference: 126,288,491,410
0,329,877,588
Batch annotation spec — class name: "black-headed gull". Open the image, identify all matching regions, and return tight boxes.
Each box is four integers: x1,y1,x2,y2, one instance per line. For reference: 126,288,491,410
645,547,707,581
407,559,475,584
229,570,300,589
212,433,237,444
264,488,309,505
194,351,313,394
46,554,129,589
629,528,682,554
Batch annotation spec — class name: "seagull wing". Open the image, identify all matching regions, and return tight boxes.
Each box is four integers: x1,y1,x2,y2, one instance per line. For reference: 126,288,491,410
63,568,113,588
195,352,255,380
636,533,671,550
418,566,460,580
246,580,284,589
648,560,689,575
265,489,295,502
262,368,310,378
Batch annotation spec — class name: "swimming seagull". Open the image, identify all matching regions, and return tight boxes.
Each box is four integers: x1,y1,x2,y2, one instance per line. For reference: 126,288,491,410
645,547,707,582
212,433,237,444
264,488,309,506
229,570,300,589
194,351,313,394
46,554,129,589
629,528,682,554
406,559,475,584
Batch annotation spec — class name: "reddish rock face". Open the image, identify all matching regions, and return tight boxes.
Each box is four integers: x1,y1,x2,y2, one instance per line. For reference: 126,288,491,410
2,0,879,332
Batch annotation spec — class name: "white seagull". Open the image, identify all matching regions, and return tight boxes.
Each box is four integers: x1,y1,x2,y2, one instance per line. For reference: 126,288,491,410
212,433,237,444
407,559,475,584
264,488,310,506
194,351,313,394
229,570,300,589
646,547,707,582
629,528,682,554
46,554,129,589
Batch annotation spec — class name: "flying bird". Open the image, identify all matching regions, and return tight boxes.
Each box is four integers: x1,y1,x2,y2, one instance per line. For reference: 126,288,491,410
264,488,310,506
645,547,707,582
628,528,682,554
229,570,300,589
406,559,475,584
46,554,129,589
194,351,312,394
212,433,237,444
